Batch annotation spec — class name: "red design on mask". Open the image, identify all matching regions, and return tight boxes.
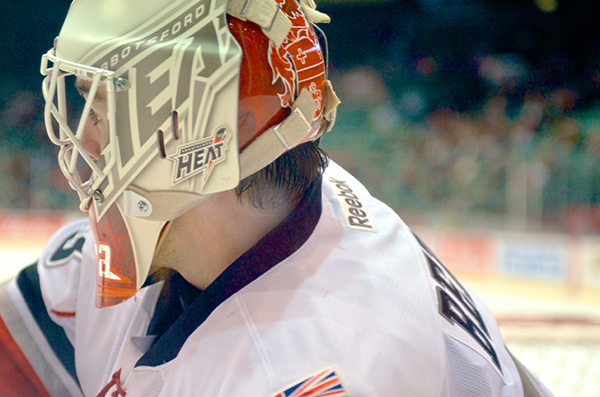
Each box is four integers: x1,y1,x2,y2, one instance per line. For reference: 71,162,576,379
268,0,325,119
229,0,326,150
89,203,137,308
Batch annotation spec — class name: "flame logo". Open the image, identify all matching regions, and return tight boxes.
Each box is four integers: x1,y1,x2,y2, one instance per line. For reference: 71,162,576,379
268,0,325,121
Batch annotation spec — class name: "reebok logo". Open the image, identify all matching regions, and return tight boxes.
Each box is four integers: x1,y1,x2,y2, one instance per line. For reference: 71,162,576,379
327,177,376,232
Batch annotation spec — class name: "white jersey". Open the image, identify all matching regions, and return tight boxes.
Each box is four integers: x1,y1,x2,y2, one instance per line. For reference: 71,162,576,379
0,162,552,396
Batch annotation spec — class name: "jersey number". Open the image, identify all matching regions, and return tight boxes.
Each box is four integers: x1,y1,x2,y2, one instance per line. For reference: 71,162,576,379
414,234,502,373
96,243,121,281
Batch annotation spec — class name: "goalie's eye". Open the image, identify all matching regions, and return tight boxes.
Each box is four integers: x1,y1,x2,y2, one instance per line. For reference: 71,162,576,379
89,109,101,126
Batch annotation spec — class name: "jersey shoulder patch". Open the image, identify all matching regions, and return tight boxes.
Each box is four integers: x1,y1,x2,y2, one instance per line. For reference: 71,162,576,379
269,366,349,397
42,218,90,268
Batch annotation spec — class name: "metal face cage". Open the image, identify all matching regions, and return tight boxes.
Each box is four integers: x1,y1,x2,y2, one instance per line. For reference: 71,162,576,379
41,49,126,210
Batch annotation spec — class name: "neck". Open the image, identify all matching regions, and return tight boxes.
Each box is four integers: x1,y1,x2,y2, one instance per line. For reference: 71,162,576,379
151,189,295,290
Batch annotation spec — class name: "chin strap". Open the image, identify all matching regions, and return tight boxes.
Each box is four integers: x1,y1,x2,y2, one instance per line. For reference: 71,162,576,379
239,82,340,180
240,88,313,179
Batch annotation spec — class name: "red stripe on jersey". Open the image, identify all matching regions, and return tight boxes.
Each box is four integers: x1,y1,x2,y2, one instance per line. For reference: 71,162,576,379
0,314,51,397
50,309,76,317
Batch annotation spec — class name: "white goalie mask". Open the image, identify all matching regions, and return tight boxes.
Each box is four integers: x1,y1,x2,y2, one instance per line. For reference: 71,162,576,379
41,0,338,307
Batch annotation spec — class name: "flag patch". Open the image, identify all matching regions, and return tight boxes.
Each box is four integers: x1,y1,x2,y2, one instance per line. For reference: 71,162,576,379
271,366,349,397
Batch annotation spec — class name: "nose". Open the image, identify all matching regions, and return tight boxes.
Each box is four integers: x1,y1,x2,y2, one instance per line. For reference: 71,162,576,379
80,117,104,160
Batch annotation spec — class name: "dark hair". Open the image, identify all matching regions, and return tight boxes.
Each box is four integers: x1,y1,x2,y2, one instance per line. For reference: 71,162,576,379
236,140,328,209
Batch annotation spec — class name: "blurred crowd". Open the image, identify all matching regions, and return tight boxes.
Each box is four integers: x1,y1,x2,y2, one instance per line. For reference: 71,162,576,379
2,60,600,235
0,85,78,212
322,60,600,234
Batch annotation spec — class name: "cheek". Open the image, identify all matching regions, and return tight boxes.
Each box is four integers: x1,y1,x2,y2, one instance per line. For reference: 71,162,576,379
80,119,110,160
80,119,104,160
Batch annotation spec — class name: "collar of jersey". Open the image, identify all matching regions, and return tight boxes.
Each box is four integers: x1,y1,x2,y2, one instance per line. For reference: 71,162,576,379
136,175,323,368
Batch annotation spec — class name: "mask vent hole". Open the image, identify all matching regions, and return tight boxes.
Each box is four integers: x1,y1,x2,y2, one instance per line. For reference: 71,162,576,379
157,129,167,159
172,111,180,140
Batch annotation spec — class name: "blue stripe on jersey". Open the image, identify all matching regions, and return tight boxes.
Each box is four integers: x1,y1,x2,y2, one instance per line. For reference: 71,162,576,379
16,263,81,388
136,176,323,368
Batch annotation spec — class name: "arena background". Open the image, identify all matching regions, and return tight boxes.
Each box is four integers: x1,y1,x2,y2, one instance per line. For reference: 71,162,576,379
2,0,600,395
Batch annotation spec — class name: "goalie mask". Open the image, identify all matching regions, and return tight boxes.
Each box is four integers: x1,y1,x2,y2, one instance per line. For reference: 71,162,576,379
41,0,338,307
